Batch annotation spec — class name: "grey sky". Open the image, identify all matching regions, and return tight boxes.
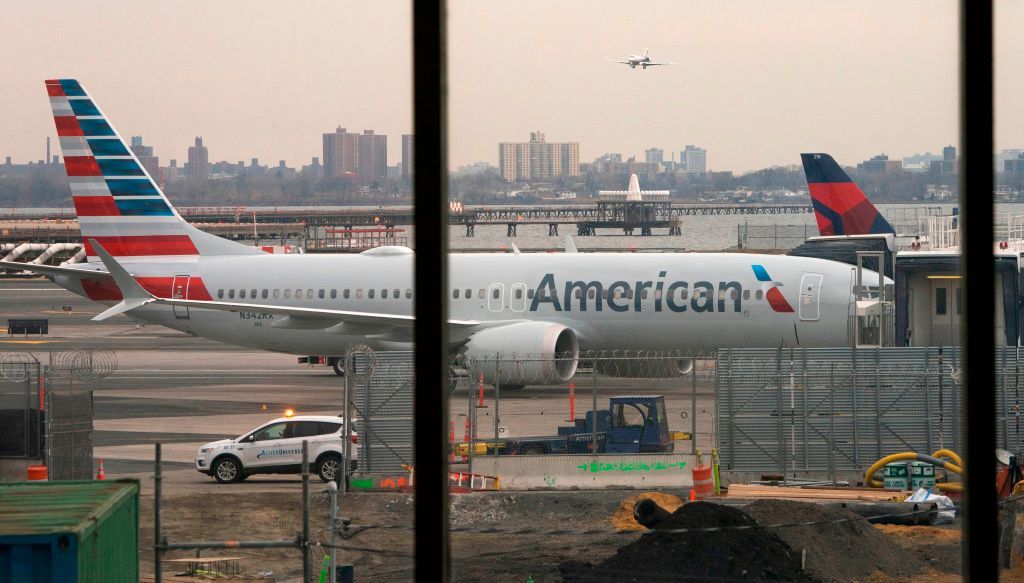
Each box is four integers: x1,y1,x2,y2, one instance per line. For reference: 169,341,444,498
1,1,1020,173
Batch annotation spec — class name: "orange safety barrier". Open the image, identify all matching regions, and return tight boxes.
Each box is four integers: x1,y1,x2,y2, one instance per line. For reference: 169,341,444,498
568,382,575,421
692,465,714,500
449,421,456,462
27,465,48,481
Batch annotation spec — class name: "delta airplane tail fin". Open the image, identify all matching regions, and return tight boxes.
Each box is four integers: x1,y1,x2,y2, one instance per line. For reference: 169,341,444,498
800,153,895,236
45,79,259,260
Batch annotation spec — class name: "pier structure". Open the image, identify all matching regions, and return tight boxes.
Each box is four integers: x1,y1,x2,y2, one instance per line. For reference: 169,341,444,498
2,199,810,246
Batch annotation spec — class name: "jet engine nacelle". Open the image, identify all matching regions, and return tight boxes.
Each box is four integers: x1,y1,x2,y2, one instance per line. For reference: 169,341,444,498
593,355,694,378
462,322,579,387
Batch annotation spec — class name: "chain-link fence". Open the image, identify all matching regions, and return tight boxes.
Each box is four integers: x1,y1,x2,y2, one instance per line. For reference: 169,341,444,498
44,385,94,480
448,351,716,470
346,348,414,474
42,349,115,479
716,346,969,476
0,350,114,478
737,223,820,250
0,354,42,458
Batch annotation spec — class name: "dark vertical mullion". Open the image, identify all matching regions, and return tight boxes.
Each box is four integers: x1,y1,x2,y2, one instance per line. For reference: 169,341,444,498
960,0,996,580
412,0,450,581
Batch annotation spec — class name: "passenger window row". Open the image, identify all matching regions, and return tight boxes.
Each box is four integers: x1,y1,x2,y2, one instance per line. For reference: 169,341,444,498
216,288,414,301
212,285,764,303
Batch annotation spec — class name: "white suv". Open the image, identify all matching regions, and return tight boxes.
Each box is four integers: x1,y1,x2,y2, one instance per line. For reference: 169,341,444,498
196,415,358,483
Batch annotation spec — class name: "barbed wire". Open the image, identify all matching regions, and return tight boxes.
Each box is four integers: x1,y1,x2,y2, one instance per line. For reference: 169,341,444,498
344,344,377,381
47,349,117,382
0,352,38,382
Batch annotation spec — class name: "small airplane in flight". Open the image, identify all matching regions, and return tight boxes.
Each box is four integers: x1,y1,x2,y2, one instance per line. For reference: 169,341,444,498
607,49,676,69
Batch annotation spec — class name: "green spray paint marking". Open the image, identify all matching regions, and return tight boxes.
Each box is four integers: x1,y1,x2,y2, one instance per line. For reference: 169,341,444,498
576,461,688,474
350,478,375,490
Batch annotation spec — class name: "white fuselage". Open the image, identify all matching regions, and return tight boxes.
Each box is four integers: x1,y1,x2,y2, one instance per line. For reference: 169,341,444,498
56,251,859,355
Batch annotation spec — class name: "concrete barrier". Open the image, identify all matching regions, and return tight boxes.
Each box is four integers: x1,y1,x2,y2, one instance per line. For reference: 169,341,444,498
470,453,696,490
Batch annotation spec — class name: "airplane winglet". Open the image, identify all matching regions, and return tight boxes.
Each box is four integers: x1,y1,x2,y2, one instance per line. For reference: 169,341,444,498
564,235,578,254
88,239,155,321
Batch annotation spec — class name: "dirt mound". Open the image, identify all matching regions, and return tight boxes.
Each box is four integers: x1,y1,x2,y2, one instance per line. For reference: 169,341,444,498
610,491,685,531
561,501,812,582
871,524,962,576
744,499,922,583
873,523,962,544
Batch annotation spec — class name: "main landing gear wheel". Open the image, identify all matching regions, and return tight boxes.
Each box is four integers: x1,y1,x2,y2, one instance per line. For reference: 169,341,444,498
332,360,345,377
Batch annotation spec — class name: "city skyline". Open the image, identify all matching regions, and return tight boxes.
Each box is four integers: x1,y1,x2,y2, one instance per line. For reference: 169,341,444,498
1,1,1021,172
7,132,1023,178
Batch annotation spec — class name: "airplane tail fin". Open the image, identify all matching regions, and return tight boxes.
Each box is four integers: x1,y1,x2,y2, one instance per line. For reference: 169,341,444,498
800,153,895,236
45,79,259,260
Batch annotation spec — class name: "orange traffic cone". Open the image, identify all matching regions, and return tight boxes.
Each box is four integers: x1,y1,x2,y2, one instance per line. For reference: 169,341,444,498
689,488,696,501
96,458,106,480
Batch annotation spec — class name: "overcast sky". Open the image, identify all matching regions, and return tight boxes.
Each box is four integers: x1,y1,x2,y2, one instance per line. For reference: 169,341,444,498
1,1,1020,172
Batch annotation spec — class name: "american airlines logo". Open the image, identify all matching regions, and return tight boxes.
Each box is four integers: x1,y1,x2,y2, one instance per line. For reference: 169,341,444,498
751,265,795,313
527,268,793,314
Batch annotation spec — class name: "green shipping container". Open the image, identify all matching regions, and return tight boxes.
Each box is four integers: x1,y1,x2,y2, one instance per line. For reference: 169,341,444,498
0,479,139,583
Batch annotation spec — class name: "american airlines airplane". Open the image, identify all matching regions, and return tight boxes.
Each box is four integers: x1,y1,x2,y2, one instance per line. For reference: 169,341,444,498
2,79,870,388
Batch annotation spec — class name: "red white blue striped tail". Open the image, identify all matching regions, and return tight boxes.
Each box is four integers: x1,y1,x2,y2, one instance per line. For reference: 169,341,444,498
46,79,258,260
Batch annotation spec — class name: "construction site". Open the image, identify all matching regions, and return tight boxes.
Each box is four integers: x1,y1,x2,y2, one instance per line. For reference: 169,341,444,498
2,276,1024,582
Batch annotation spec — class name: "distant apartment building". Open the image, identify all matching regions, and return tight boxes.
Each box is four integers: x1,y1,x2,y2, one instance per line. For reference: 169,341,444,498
187,137,210,180
323,127,359,179
402,134,415,179
357,130,388,182
302,156,323,178
681,145,707,174
129,136,161,182
274,160,296,178
858,154,902,173
498,131,580,182
162,159,181,183
323,127,387,182
591,153,623,173
996,149,1024,173
1006,154,1024,179
930,146,958,175
644,148,664,164
902,152,943,172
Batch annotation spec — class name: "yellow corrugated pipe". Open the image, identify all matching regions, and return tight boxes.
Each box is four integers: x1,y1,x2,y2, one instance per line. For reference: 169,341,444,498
932,449,963,468
864,450,963,493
